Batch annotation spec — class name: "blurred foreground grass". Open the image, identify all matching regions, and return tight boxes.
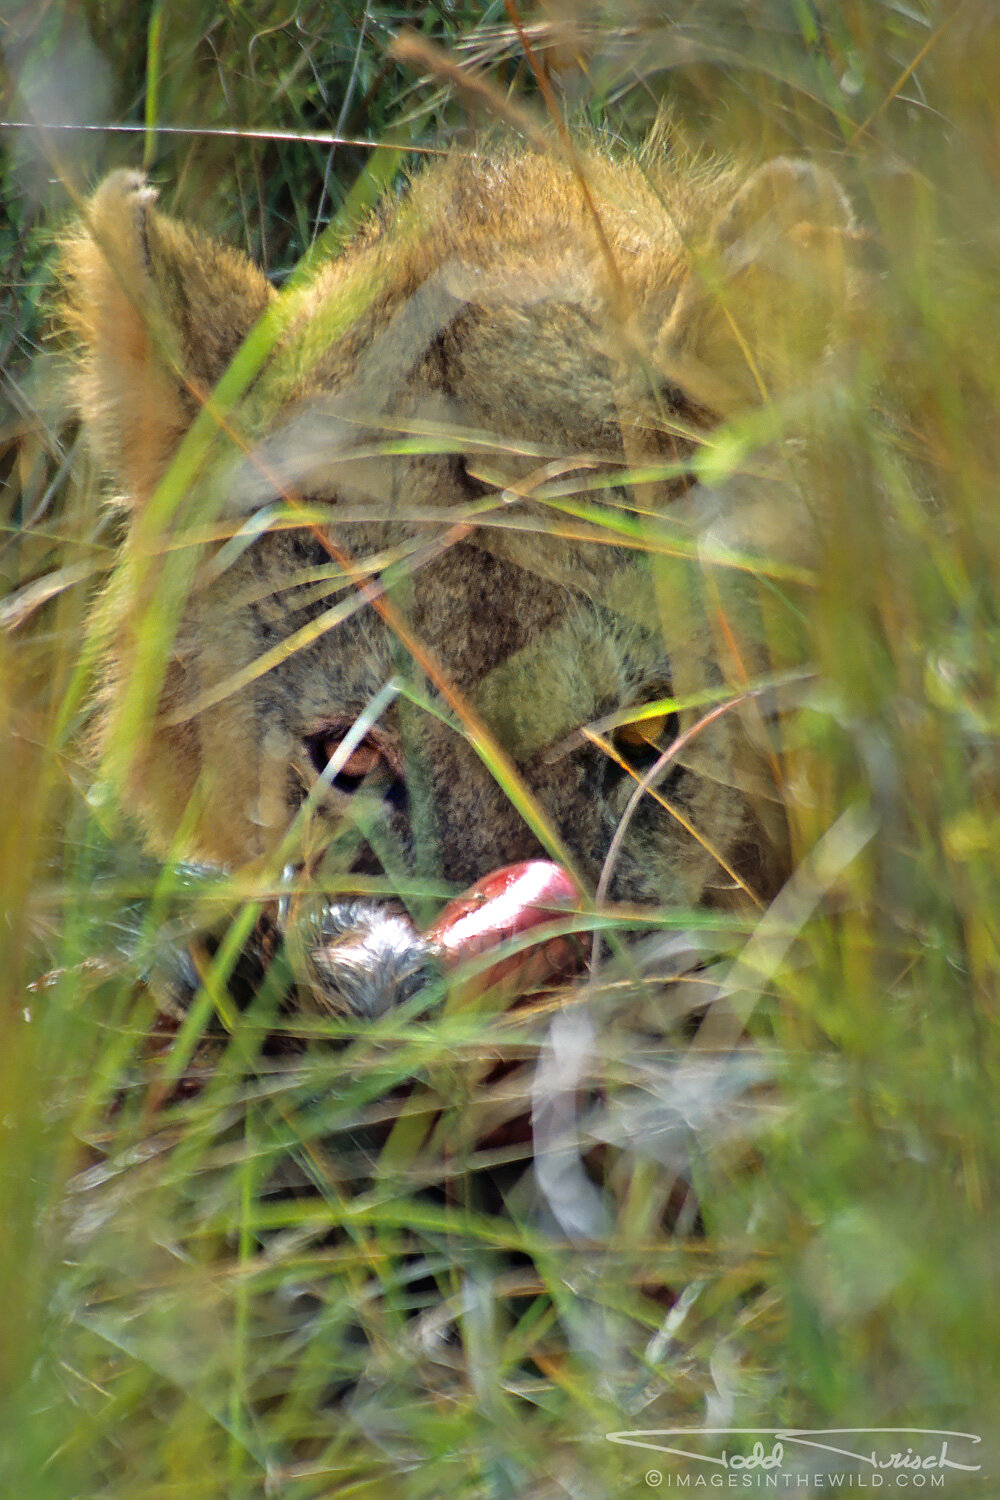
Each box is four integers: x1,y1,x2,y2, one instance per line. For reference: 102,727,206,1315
2,2,1000,1496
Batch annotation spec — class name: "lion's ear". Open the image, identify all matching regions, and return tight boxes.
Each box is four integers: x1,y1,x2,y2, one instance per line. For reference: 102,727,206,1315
658,158,860,413
61,171,274,505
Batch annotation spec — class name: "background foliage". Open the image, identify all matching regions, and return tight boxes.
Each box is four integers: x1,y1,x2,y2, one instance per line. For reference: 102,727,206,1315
2,2,1000,1496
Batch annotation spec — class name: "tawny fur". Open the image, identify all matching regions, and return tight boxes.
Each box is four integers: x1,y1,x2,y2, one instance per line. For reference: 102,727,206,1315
61,140,858,909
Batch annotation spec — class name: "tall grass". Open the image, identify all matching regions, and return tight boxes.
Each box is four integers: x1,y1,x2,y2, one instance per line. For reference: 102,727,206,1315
2,2,999,1496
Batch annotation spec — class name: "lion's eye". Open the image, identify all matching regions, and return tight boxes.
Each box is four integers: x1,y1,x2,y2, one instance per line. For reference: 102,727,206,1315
610,710,680,775
304,728,407,810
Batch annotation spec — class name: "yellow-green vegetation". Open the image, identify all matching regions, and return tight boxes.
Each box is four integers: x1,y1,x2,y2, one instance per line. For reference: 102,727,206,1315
2,4,999,1497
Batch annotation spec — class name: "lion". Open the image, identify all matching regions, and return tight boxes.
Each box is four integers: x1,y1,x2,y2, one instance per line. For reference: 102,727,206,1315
60,141,859,1018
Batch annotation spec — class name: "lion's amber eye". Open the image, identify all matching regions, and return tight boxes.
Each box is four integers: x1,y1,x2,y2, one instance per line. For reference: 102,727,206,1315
615,712,673,748
304,728,407,810
317,739,381,779
611,710,680,774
